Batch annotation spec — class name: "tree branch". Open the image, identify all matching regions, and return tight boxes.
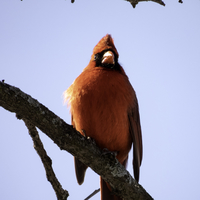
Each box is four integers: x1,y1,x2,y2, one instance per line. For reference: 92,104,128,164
70,0,165,8
125,0,165,8
71,0,184,7
23,119,69,200
0,81,153,200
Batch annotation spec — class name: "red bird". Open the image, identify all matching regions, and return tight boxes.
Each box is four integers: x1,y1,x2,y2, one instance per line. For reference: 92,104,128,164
64,34,143,200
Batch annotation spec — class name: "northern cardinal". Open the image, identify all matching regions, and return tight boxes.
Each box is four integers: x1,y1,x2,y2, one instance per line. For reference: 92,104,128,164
64,34,143,200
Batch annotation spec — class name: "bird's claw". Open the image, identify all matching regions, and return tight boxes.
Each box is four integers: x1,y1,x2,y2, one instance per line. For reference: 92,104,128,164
102,148,118,157
81,129,87,137
87,136,96,145
81,129,96,145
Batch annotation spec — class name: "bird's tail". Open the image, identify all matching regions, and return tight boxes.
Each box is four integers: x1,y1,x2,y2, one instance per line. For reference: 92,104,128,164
100,177,122,200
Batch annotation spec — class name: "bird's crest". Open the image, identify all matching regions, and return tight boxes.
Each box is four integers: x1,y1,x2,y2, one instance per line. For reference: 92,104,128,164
92,34,119,60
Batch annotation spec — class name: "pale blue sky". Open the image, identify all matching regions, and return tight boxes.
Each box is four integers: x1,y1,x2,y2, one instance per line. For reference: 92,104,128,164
1,1,200,200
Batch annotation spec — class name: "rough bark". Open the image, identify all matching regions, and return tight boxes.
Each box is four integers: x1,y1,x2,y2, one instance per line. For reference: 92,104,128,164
0,81,153,200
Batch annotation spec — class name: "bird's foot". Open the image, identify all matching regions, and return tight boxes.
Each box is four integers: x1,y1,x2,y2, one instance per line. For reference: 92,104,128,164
81,129,87,137
87,136,96,145
81,129,96,145
102,148,118,157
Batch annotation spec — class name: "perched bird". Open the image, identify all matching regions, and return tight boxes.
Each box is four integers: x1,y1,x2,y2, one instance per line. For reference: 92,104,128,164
64,34,143,200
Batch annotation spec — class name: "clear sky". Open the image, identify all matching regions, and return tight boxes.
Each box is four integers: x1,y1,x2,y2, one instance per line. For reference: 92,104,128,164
1,0,200,200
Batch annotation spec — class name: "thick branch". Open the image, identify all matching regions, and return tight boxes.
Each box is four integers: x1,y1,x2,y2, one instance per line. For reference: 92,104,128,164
23,119,69,200
0,81,153,200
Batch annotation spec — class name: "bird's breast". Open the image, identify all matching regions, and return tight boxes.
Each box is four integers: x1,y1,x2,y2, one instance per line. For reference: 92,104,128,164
67,68,134,163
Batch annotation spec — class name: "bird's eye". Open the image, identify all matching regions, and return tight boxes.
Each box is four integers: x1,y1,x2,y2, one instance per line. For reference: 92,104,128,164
94,55,97,60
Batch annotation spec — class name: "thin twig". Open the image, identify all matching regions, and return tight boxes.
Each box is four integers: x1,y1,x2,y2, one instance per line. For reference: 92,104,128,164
23,119,69,200
84,188,100,200
128,0,165,8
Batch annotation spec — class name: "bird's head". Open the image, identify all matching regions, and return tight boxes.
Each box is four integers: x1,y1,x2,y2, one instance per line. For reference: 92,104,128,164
90,34,121,71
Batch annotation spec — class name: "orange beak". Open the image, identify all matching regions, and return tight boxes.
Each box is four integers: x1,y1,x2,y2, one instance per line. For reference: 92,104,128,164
102,51,115,65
